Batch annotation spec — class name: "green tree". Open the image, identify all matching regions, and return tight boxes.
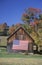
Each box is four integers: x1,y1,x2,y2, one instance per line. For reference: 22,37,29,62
3,22,9,36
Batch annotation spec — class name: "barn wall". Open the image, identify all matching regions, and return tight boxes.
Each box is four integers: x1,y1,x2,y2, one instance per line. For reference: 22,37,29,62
7,28,34,53
8,28,33,43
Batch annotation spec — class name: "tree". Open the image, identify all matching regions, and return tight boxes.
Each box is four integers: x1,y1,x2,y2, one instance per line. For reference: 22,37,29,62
39,14,42,20
9,24,15,34
22,7,42,46
0,22,9,36
3,22,9,36
22,7,42,32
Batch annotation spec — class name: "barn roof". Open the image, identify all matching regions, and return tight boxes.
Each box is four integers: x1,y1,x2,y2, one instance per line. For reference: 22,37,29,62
7,25,34,42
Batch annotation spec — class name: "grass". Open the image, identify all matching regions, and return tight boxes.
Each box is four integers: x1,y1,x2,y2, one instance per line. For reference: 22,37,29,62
0,48,42,58
0,52,42,58
0,53,42,59
0,58,42,65
0,48,42,65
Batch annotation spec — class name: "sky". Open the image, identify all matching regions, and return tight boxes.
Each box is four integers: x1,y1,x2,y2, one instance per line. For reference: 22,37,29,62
0,0,42,26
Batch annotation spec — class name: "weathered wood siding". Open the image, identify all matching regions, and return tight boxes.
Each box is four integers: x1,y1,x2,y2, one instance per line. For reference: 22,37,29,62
8,28,33,43
7,28,34,53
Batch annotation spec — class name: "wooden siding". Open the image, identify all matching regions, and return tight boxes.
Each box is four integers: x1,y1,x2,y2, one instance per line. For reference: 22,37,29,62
8,28,33,43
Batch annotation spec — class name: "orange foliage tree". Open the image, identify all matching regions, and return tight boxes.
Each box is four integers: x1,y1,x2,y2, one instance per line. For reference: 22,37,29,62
9,24,15,34
22,7,42,31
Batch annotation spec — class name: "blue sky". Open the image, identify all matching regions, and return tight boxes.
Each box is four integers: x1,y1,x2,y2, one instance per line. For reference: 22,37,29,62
0,0,42,26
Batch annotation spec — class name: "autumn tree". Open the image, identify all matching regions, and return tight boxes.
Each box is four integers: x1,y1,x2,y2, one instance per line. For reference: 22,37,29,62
22,7,42,47
9,24,15,34
22,7,41,31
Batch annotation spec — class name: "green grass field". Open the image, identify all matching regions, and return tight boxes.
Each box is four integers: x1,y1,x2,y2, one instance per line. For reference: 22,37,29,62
0,48,42,58
0,48,42,65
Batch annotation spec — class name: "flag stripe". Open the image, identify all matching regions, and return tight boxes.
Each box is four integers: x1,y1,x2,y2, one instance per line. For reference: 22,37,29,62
12,40,29,50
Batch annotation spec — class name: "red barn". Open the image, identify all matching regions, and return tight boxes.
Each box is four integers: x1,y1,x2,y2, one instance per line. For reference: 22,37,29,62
7,25,36,53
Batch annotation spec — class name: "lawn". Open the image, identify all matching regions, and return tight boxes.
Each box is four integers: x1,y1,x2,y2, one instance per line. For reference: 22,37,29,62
0,48,42,58
0,48,42,65
0,58,42,65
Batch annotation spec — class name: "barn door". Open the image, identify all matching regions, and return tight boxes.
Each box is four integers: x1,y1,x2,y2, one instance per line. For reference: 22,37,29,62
28,43,33,53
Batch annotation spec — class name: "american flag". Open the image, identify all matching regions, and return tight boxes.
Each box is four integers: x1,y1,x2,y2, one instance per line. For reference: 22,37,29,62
12,40,29,50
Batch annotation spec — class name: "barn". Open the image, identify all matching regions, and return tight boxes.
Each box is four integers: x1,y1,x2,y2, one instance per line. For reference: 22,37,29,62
7,25,36,53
